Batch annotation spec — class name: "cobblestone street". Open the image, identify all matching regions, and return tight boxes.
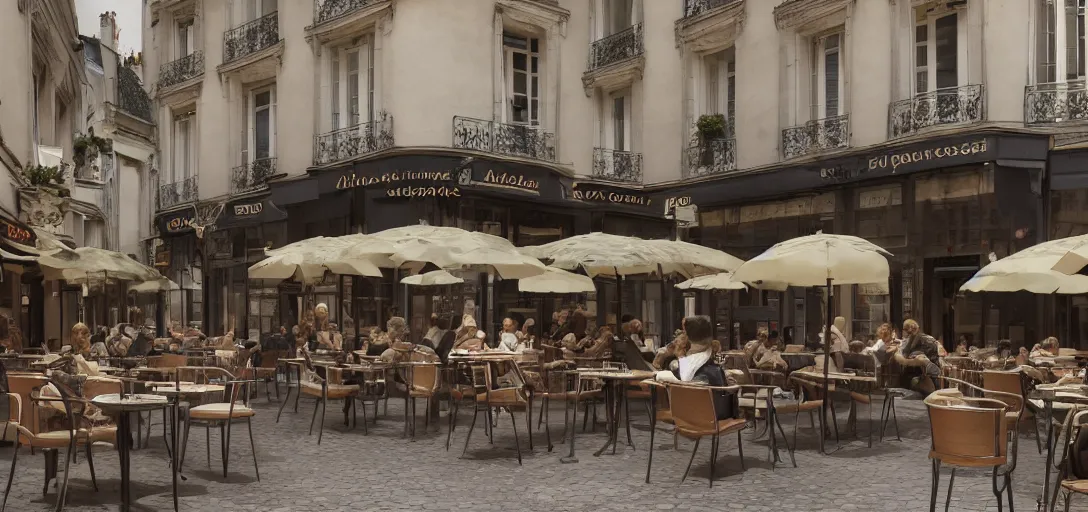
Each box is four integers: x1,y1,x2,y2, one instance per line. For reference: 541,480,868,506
0,392,1080,512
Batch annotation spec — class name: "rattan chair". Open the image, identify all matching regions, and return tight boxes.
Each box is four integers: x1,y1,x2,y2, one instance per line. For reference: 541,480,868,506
1055,409,1088,511
925,376,1020,512
456,360,532,465
180,378,260,480
777,375,832,453
664,381,747,487
983,370,1042,454
408,363,442,437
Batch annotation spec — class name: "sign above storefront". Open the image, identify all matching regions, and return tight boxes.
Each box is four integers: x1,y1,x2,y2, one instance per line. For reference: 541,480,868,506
156,207,197,236
216,197,288,230
571,182,653,208
0,217,36,247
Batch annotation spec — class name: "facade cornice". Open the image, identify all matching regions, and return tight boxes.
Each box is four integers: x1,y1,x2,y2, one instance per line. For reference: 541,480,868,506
581,57,645,96
497,0,570,35
675,0,746,53
304,1,392,45
774,0,850,30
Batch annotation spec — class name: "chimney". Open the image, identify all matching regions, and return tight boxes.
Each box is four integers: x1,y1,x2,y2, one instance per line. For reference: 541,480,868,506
99,11,118,51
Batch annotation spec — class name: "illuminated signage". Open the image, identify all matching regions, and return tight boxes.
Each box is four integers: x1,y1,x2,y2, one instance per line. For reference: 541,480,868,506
335,170,453,190
233,202,264,216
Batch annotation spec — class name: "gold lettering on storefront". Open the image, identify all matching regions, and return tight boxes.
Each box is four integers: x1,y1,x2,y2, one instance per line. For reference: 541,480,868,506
572,189,652,206
482,169,538,192
868,139,988,173
663,196,692,215
386,186,462,198
233,203,264,216
335,170,453,190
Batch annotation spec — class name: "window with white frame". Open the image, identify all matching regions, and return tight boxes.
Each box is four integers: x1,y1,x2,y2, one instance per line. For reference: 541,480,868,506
605,89,632,151
503,33,540,126
329,38,373,130
176,18,194,59
229,0,276,26
172,111,194,183
811,32,843,119
703,47,735,122
915,11,959,93
242,86,276,164
1037,0,1086,83
606,0,635,36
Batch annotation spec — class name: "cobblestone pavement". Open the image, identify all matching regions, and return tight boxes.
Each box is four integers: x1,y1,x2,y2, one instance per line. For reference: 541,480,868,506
0,391,1082,511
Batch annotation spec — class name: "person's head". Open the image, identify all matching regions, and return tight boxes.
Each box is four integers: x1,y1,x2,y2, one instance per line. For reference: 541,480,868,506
1043,336,1060,351
387,317,407,341
459,315,478,337
683,315,713,343
997,339,1012,357
557,309,570,325
315,303,328,319
279,325,287,335
569,310,587,339
429,313,438,327
71,322,90,351
757,329,770,347
876,323,894,342
902,319,920,337
436,316,451,331
502,317,518,333
624,318,642,334
848,340,866,354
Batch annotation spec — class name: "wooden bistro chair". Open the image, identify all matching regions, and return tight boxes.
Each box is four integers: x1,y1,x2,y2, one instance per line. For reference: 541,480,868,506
180,375,260,480
983,370,1042,454
456,360,532,465
240,349,283,402
1055,408,1088,511
777,374,833,454
664,381,748,487
925,377,1021,512
301,359,360,445
527,361,602,452
407,362,442,438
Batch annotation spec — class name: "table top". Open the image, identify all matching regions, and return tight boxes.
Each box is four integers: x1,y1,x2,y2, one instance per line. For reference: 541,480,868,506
577,370,656,381
92,393,170,412
792,369,877,383
151,384,226,396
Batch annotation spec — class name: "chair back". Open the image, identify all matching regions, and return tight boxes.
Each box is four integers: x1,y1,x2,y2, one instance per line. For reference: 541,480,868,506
82,377,122,399
259,349,283,369
666,383,717,434
148,354,187,368
982,370,1025,412
8,374,48,434
925,393,1008,463
410,363,441,394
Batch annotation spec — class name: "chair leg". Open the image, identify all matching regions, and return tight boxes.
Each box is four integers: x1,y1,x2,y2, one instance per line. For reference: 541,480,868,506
1005,474,1014,512
537,398,545,429
54,440,75,512
545,397,553,452
737,429,745,471
1064,490,1073,512
205,425,211,468
793,408,801,454
526,399,534,452
220,424,228,478
276,385,292,423
309,398,321,436
943,468,956,512
510,409,522,466
930,459,941,512
681,438,700,483
993,467,1004,512
709,434,718,488
1,439,18,512
179,419,191,471
460,405,480,458
85,443,98,492
773,409,797,468
247,418,259,482
1031,413,1043,455
890,397,901,440
446,398,458,451
42,449,57,497
318,396,328,446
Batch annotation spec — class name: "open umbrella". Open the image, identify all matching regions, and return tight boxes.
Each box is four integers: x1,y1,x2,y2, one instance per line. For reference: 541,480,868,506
644,239,745,277
730,232,890,453
518,267,596,294
965,235,1088,294
523,232,683,277
248,248,383,282
400,269,464,286
129,277,180,294
365,225,546,279
675,272,747,291
37,246,163,284
1048,235,1088,279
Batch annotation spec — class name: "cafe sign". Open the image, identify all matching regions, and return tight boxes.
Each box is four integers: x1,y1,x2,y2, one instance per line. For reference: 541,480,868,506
0,218,35,246
233,202,264,216
571,183,653,207
157,207,197,235
386,186,462,198
820,138,991,182
472,169,540,194
335,170,453,191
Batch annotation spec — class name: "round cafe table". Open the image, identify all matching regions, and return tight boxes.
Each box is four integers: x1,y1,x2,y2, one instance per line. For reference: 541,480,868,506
91,393,179,512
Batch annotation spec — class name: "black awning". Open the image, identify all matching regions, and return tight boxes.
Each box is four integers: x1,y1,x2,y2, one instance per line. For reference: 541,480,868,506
216,197,288,230
156,206,198,236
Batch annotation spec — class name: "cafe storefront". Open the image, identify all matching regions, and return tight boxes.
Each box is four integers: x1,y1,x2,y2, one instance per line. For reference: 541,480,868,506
154,206,203,333
671,132,1049,350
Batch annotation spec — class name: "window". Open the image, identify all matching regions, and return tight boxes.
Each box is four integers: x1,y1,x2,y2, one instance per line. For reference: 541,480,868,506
172,112,194,182
608,90,631,151
607,0,634,36
704,48,736,121
329,39,372,130
811,32,843,119
1037,0,1087,83
176,18,194,59
915,12,959,93
1068,0,1086,80
243,86,276,164
503,33,540,126
247,0,276,20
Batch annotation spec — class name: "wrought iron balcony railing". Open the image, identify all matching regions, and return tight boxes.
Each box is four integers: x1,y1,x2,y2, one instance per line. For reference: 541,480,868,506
313,0,380,26
314,116,394,165
1025,80,1088,125
223,11,280,64
158,51,204,89
592,148,643,184
684,138,737,179
587,23,644,71
231,158,276,195
888,84,984,138
158,176,198,210
781,114,849,159
683,0,740,18
452,116,556,162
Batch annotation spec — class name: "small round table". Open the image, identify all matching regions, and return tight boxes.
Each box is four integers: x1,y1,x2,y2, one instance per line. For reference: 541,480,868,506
92,393,178,512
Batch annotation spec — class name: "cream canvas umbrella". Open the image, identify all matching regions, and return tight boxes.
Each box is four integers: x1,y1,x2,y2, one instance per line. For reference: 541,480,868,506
519,267,596,294
248,248,383,282
400,269,464,286
1049,235,1088,279
644,239,745,277
675,272,747,291
965,234,1088,294
37,246,163,284
522,232,681,277
129,277,180,294
366,225,546,279
730,232,890,454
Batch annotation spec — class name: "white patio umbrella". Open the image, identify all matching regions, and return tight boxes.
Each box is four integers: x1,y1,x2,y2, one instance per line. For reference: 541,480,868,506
366,225,546,279
248,249,383,283
129,277,180,294
1049,235,1088,279
37,246,163,284
522,232,683,277
965,234,1088,294
730,232,890,451
400,269,464,286
518,267,596,294
675,272,747,291
644,239,745,277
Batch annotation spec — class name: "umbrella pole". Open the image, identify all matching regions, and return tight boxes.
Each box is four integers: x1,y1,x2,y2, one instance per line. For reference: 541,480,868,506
822,278,833,455
728,290,735,350
710,291,718,343
615,268,623,346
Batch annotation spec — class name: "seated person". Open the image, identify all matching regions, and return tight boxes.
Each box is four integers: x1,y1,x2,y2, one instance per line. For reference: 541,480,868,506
1030,336,1060,359
453,315,486,352
653,318,688,371
360,326,388,357
433,316,457,363
316,323,343,351
656,315,736,420
558,311,588,352
751,330,787,372
422,313,441,349
895,319,940,393
88,326,110,359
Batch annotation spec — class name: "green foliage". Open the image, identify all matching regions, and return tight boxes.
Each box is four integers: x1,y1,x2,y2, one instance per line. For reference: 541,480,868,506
72,128,112,168
696,114,727,140
23,165,66,186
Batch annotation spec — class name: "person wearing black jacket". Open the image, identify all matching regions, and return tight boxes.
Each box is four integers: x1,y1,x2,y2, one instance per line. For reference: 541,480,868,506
670,315,737,420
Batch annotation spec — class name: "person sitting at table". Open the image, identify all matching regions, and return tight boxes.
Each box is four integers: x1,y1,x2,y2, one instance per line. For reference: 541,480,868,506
105,325,133,357
559,310,588,351
656,315,736,420
66,322,92,357
895,319,940,393
564,324,614,359
0,314,23,353
494,317,527,353
422,313,441,349
1031,336,1060,359
379,317,440,364
752,330,787,372
317,323,344,351
622,316,648,351
653,318,688,371
433,316,457,363
453,314,487,352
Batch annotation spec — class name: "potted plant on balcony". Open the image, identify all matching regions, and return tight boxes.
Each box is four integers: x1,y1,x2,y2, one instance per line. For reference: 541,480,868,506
695,114,727,166
72,128,112,181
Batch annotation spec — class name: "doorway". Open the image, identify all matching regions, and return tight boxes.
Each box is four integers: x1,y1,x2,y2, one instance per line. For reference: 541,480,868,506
926,255,980,351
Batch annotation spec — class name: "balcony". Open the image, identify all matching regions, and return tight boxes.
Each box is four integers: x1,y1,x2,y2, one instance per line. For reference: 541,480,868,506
1025,80,1088,125
223,12,280,64
888,84,984,138
231,158,276,195
313,0,381,25
683,0,740,18
314,115,394,165
452,116,556,162
781,114,849,160
158,51,204,90
592,148,642,184
587,24,644,72
684,138,736,179
158,176,198,211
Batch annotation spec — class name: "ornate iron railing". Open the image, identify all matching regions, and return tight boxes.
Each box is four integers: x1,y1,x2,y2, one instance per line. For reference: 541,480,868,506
117,65,153,122
683,0,740,18
781,114,849,159
223,11,280,64
684,138,737,179
592,148,643,184
313,116,394,165
231,158,276,195
1025,80,1088,125
452,116,556,162
313,0,380,25
158,51,204,89
888,84,984,138
158,176,198,210
587,23,644,71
